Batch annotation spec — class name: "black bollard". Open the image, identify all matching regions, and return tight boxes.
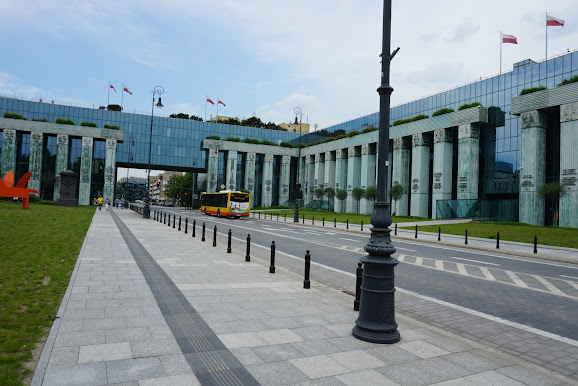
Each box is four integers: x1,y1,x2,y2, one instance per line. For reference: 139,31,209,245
302,215,305,224
361,220,363,231
259,212,261,219
534,235,538,253
323,217,325,226
185,218,188,234
246,234,251,261
347,219,349,229
269,241,276,273
164,213,166,224
415,224,418,238
395,223,397,235
270,212,273,220
227,229,232,253
178,216,182,231
312,216,314,225
173,215,176,229
438,227,441,241
168,214,171,227
284,213,286,222
465,229,468,245
304,250,311,289
354,262,363,311
277,213,279,221
201,222,206,241
334,218,336,228
192,219,196,237
496,232,500,249
213,226,217,247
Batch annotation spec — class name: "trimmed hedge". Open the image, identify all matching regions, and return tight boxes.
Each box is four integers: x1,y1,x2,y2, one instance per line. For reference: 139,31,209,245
392,114,428,126
432,108,454,117
32,118,48,122
558,75,578,86
458,102,481,110
226,137,240,142
362,126,377,133
279,141,295,148
243,138,260,144
103,124,120,130
55,118,74,125
80,122,97,127
3,112,26,120
206,135,221,140
520,86,546,96
261,140,276,146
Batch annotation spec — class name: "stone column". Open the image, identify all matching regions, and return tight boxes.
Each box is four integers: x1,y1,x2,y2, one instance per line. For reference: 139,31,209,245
28,132,43,195
1,129,16,177
279,155,291,205
457,124,480,200
324,151,336,189
206,148,218,193
334,149,347,212
261,154,274,207
346,147,361,213
519,111,546,226
304,156,314,205
103,139,117,200
244,152,256,198
226,150,237,191
360,143,377,215
78,137,93,205
53,134,69,201
314,153,325,192
410,133,431,218
559,103,577,228
392,137,410,216
432,129,454,219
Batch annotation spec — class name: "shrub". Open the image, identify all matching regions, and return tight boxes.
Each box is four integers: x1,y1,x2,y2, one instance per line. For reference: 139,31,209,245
243,138,260,144
111,125,120,130
3,112,26,120
362,126,377,133
335,134,347,140
432,108,454,117
458,102,481,110
226,137,240,142
55,118,74,125
262,140,276,146
104,124,111,129
392,118,411,126
80,121,97,127
206,135,221,140
558,75,578,87
520,87,546,96
107,104,122,111
346,130,361,137
410,114,428,122
32,118,48,122
279,141,296,148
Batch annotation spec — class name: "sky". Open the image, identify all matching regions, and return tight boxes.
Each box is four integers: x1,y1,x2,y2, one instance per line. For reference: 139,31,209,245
1,0,576,180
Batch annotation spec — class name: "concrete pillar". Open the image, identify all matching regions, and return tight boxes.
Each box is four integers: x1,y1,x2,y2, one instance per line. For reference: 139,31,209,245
226,150,237,191
1,129,16,177
279,155,291,205
103,139,117,200
244,152,256,198
519,111,547,226
207,148,218,193
324,151,336,189
457,124,480,200
28,132,43,195
304,156,315,206
261,154,274,207
410,133,431,218
559,103,578,228
78,137,93,205
346,146,361,213
53,134,69,201
334,149,347,212
360,143,377,215
392,137,410,216
432,129,454,219
314,153,325,192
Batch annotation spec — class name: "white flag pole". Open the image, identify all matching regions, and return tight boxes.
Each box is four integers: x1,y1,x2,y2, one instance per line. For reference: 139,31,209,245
500,32,502,75
216,97,219,123
108,81,110,107
121,83,124,111
545,12,548,61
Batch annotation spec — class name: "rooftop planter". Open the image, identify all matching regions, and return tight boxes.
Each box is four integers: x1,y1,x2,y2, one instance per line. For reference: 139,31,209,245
511,81,578,115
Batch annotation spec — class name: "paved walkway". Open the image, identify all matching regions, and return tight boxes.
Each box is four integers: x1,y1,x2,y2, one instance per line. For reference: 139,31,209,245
32,208,578,385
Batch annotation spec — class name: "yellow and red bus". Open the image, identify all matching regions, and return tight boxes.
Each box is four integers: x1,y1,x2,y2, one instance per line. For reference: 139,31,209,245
200,191,251,218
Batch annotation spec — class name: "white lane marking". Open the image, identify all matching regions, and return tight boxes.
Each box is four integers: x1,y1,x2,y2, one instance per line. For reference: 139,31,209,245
532,275,566,296
340,237,362,242
505,271,529,288
435,260,444,270
447,256,501,266
480,267,497,281
456,263,468,276
396,247,416,252
560,274,578,280
564,280,578,290
415,256,423,266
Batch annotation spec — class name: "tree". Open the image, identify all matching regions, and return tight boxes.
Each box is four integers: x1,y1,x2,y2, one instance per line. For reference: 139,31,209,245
335,189,348,213
538,181,568,226
363,185,377,202
351,187,365,214
389,183,404,216
165,173,195,207
314,188,325,209
324,187,335,211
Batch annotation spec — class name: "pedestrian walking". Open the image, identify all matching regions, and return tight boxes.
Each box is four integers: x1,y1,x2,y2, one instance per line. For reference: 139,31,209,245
114,198,120,209
120,197,126,209
97,195,104,211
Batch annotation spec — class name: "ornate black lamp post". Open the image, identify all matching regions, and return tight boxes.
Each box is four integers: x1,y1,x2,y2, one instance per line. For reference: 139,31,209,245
352,0,400,343
143,85,164,219
293,107,303,223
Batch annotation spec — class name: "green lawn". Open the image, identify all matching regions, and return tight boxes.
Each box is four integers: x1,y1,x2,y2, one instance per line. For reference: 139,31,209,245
401,222,578,249
0,202,95,385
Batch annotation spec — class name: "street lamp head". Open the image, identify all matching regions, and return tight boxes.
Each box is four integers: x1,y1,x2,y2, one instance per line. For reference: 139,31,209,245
156,97,164,108
294,116,298,125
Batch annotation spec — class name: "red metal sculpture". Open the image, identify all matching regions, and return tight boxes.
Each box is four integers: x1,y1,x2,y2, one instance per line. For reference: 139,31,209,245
0,171,40,209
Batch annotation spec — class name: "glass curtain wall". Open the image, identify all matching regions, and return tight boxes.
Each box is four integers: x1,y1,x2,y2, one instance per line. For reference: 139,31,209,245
41,134,57,200
90,140,106,201
15,132,30,182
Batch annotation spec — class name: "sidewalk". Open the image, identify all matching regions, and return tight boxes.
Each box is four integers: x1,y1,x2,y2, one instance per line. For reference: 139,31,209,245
32,208,577,385
252,212,578,264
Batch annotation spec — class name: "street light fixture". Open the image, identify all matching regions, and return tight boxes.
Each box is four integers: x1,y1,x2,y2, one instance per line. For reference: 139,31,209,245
352,0,400,343
294,107,303,223
142,85,164,219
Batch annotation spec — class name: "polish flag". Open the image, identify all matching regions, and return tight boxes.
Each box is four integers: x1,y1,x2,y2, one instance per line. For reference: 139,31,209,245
547,15,564,27
123,86,132,95
110,84,116,93
206,97,214,105
218,99,226,106
501,33,518,44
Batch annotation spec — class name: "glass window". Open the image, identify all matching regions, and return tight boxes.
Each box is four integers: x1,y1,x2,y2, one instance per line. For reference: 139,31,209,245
555,56,563,76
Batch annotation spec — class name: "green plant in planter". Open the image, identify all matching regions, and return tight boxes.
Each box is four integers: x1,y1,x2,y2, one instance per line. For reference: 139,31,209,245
458,102,481,110
262,140,276,146
432,108,454,117
557,75,578,86
520,86,546,96
107,104,122,112
279,141,295,148
80,122,97,127
32,118,48,122
243,138,260,144
410,114,428,122
55,118,74,125
206,135,221,140
3,112,26,120
226,137,240,142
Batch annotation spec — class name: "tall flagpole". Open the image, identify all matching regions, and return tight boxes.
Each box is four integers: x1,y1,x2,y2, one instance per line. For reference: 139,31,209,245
108,81,110,106
216,97,219,123
204,96,207,122
121,83,124,111
500,32,502,75
545,12,548,61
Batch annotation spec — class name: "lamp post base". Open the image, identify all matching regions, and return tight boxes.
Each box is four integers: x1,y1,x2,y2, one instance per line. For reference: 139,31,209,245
293,201,299,223
352,325,400,344
142,205,150,219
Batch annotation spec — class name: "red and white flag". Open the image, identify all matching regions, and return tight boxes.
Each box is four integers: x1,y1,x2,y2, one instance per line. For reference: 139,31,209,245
218,99,226,106
547,15,564,27
110,84,117,93
501,33,518,44
206,97,214,105
123,86,132,95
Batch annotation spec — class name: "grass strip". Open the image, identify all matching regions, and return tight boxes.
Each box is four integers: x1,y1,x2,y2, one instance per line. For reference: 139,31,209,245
401,221,578,249
0,202,94,385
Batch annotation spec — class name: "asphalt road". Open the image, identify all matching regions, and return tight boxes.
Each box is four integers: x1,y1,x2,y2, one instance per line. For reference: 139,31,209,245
151,207,578,341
